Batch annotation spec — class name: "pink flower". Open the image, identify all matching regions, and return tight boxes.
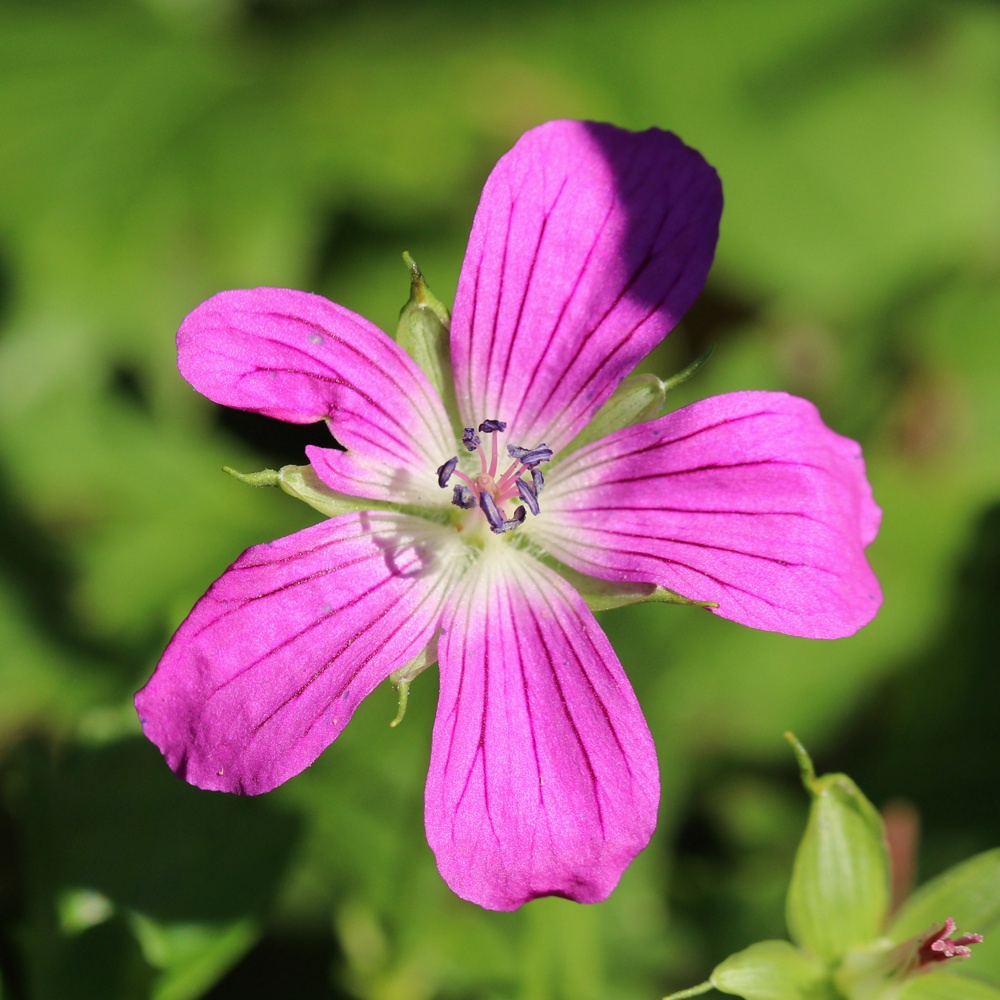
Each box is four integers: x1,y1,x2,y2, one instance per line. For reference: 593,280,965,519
914,917,984,969
135,121,881,911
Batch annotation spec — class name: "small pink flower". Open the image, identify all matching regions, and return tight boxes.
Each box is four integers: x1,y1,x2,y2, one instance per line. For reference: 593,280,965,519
915,917,984,968
135,121,881,910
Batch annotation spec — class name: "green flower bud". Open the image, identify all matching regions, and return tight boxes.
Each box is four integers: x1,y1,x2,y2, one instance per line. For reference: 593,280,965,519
785,733,890,965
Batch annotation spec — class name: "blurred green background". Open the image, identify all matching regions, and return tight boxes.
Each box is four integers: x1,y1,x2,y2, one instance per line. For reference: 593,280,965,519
1,0,998,997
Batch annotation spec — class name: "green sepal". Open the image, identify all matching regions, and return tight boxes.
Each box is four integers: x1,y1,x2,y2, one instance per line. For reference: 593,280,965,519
710,940,838,1000
566,373,666,452
661,347,714,393
898,972,1000,1000
277,464,391,517
834,939,907,1000
888,848,1000,942
395,252,457,422
566,349,714,453
387,638,438,728
785,733,891,965
223,466,280,487
554,564,718,612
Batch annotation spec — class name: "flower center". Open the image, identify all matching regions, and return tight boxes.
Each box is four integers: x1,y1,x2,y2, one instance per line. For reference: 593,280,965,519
436,419,552,534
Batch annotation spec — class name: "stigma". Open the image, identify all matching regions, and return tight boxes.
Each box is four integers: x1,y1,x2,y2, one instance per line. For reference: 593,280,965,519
435,418,552,534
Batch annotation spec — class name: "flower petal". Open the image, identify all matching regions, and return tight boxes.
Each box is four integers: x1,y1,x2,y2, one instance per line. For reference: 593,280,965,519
177,288,454,505
135,512,463,795
532,392,881,639
425,546,659,910
450,120,722,452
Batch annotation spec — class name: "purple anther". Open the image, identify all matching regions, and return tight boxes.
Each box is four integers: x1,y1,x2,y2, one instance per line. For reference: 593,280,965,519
451,484,476,509
494,505,527,534
479,492,506,532
437,456,458,488
516,478,540,516
506,443,553,469
462,427,481,452
478,419,507,434
531,468,545,495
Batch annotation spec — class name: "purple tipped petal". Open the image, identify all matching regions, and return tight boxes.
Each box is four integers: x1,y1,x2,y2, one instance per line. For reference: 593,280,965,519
177,288,453,505
534,392,881,639
135,512,459,795
451,120,722,452
425,552,659,911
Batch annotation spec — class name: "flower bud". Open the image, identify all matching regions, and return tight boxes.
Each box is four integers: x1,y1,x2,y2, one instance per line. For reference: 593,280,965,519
785,734,890,965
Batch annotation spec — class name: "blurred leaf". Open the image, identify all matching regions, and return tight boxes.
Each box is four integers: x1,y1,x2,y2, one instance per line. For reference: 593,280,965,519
710,940,836,1000
11,737,300,923
899,971,1000,1000
129,913,259,1000
889,850,1000,943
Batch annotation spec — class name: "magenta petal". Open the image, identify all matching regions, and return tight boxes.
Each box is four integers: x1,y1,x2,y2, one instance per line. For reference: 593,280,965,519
177,288,454,505
450,120,722,451
535,392,882,639
426,551,659,910
135,512,458,795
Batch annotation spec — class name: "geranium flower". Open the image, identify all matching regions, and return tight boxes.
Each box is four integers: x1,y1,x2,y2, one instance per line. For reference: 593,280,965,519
135,120,881,911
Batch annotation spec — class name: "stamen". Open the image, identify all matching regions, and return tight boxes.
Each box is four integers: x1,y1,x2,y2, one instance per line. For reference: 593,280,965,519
479,493,526,534
438,418,552,534
437,456,458,488
478,492,506,532
462,427,480,452
516,478,540,516
452,484,476,509
506,443,553,469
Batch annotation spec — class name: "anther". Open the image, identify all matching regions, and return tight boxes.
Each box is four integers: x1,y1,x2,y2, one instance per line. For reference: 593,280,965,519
506,443,552,469
531,468,545,495
462,427,480,452
478,419,507,434
516,479,540,516
451,484,476,509
479,492,506,532
437,456,458,488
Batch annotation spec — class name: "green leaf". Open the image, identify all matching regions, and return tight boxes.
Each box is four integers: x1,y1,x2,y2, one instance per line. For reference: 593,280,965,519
785,735,890,964
889,849,1000,943
710,940,838,1000
898,971,1000,1000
